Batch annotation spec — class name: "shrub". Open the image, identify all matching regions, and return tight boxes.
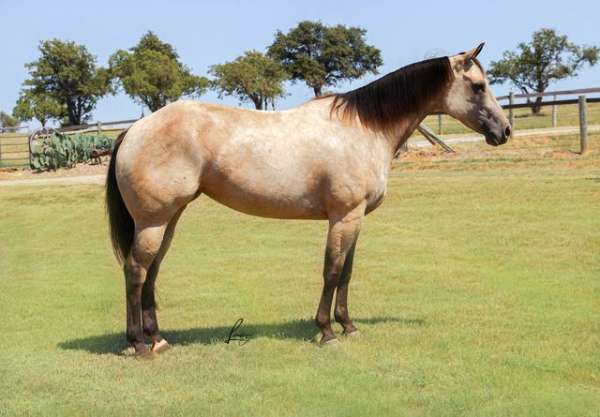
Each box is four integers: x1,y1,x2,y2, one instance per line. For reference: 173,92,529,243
30,132,113,171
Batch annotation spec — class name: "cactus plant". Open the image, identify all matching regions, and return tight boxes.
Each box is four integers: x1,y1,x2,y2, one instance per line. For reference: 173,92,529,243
30,132,113,171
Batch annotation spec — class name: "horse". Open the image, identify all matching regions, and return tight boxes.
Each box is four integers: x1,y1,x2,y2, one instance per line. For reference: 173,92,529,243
106,43,511,358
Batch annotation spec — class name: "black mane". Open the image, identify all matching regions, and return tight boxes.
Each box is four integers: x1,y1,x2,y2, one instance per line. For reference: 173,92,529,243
331,57,453,133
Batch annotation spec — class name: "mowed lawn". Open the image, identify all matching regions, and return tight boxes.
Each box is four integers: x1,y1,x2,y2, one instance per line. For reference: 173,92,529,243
1,135,599,417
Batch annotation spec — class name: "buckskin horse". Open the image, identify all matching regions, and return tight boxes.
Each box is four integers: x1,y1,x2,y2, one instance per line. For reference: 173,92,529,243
106,43,511,358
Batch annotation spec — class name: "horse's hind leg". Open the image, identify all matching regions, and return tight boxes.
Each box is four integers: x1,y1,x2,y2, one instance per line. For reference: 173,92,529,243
142,207,186,353
125,224,167,358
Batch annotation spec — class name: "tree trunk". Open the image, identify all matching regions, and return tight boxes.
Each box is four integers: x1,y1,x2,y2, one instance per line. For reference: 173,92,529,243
313,86,322,97
531,96,543,115
66,106,79,126
251,96,263,110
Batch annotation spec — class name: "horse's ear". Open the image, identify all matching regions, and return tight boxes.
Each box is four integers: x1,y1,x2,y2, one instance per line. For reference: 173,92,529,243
465,42,485,61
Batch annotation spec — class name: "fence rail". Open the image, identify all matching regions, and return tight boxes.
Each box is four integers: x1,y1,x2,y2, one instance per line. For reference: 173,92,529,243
496,87,600,101
502,97,600,110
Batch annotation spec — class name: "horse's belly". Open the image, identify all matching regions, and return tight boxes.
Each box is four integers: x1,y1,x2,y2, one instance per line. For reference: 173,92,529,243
201,174,327,220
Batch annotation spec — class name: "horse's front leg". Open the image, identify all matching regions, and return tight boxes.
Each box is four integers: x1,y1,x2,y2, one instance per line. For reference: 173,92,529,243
316,205,364,346
334,239,360,336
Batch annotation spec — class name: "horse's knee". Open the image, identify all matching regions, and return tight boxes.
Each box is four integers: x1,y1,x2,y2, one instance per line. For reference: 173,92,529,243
323,271,340,287
124,261,147,294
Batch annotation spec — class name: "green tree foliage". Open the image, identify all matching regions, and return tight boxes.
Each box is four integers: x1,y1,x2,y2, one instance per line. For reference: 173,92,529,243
13,91,64,127
20,39,111,126
0,111,19,129
489,28,599,114
110,31,208,112
267,21,383,96
210,51,288,110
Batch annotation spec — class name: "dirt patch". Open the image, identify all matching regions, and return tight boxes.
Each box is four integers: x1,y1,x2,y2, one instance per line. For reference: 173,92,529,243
394,133,597,173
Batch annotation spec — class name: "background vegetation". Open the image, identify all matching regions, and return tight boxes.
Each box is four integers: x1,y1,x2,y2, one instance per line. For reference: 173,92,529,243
30,133,112,171
9,24,595,129
489,29,598,114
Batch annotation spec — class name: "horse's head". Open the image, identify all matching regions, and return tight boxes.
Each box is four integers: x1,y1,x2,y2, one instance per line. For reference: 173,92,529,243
441,43,511,146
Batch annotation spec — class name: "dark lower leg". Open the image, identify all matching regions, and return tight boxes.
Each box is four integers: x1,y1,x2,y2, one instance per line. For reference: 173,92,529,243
315,249,342,344
125,266,147,354
142,263,162,343
316,278,338,343
142,301,162,343
335,241,358,334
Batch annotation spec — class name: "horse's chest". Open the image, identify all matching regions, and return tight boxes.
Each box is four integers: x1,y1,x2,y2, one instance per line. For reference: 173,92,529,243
365,180,387,214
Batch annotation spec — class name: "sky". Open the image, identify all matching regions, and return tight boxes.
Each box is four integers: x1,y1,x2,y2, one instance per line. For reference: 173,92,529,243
1,0,599,126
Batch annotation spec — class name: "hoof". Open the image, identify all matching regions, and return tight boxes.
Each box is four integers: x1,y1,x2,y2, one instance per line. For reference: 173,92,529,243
121,346,137,357
136,350,158,361
151,339,170,354
319,337,340,348
342,329,361,338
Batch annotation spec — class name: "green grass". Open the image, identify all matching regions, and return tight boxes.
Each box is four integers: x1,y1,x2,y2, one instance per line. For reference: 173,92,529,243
1,135,599,417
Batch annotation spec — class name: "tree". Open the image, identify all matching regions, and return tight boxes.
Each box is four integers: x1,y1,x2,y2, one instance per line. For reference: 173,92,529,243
0,111,19,129
489,28,598,114
21,39,111,126
267,21,383,96
13,90,64,127
0,111,19,132
110,31,208,112
210,51,288,110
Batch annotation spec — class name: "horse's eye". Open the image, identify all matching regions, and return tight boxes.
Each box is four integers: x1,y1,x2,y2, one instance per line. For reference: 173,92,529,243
472,83,485,93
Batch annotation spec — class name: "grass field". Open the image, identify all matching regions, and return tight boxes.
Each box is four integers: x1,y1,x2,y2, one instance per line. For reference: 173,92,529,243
1,134,599,417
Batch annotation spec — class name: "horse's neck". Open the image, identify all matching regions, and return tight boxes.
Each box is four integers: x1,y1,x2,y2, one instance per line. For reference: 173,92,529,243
381,111,428,157
309,96,427,160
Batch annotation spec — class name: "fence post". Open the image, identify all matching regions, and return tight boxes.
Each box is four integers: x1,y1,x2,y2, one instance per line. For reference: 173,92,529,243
552,95,557,128
437,114,443,135
96,121,102,135
578,95,588,154
508,92,515,130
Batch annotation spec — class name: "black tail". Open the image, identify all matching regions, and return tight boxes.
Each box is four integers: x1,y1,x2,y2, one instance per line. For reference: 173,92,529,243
106,130,134,264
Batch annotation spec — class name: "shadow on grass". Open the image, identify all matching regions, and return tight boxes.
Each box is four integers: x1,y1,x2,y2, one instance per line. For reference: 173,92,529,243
58,316,425,355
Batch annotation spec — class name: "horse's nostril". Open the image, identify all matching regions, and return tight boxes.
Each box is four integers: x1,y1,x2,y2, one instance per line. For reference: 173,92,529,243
505,126,512,138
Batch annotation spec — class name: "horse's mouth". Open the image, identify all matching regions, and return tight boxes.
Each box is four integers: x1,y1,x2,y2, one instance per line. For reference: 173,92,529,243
482,125,508,147
485,133,501,146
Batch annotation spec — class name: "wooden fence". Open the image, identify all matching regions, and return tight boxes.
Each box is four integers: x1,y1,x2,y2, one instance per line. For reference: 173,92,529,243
502,88,600,154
